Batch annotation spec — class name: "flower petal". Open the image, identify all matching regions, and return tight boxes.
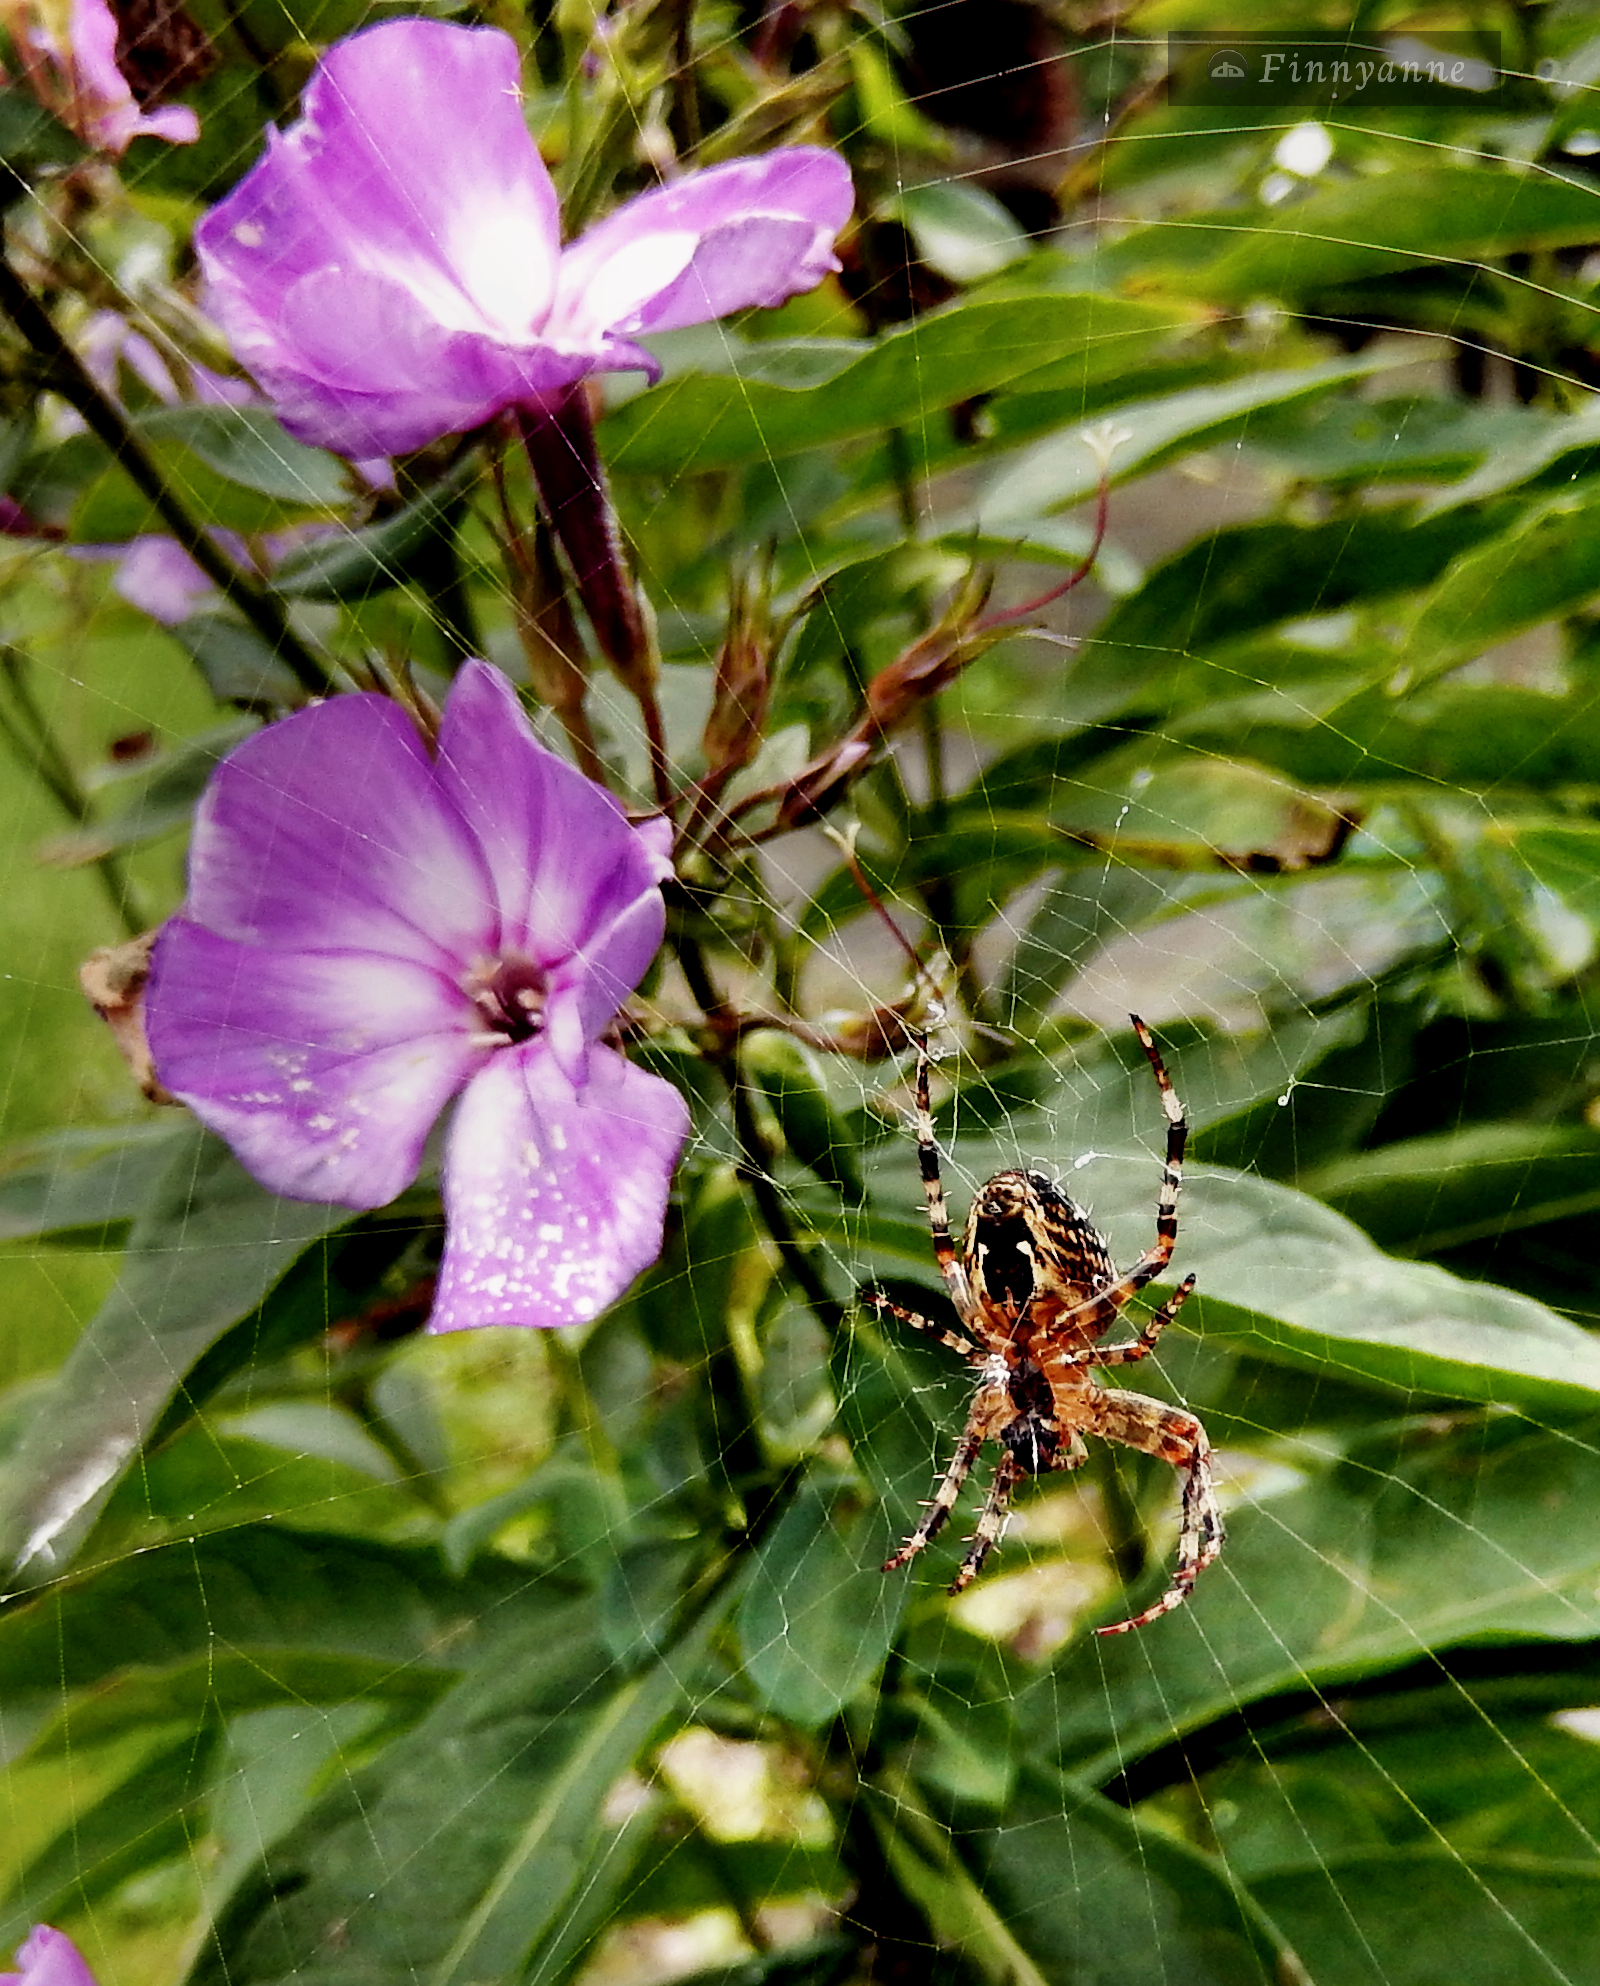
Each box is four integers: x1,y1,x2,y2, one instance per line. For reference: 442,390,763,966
3,1928,99,1986
434,662,667,994
185,692,495,973
195,19,563,455
147,920,482,1208
111,535,214,623
431,1042,689,1330
552,148,853,346
66,0,199,152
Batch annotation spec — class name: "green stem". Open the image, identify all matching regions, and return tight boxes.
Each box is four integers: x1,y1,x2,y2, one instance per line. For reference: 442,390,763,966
674,930,845,1338
408,504,482,666
0,249,334,699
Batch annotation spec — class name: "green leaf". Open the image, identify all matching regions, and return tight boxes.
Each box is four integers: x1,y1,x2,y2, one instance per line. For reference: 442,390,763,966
976,355,1403,525
1050,750,1355,872
0,1122,353,1584
1244,393,1549,489
891,182,1032,283
169,613,308,707
272,457,482,600
601,294,1198,473
1181,678,1600,792
1098,163,1600,303
1024,1414,1600,1785
151,407,351,507
1183,1684,1600,1873
1510,822,1600,926
848,40,949,153
1396,488,1600,682
1,1726,222,1924
1302,1122,1600,1256
1251,1850,1600,1986
0,1121,184,1244
1062,505,1497,723
0,1528,492,1710
736,1469,903,1727
35,719,255,865
0,85,82,186
1112,1166,1600,1415
1420,395,1600,513
17,407,347,542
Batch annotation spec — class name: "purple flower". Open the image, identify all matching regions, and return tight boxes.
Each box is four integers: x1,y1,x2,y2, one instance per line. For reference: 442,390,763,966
1,1929,97,1986
145,662,691,1331
193,17,854,459
1,0,199,152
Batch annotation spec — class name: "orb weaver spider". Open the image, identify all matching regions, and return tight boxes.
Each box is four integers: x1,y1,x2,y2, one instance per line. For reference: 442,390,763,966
862,1018,1221,1635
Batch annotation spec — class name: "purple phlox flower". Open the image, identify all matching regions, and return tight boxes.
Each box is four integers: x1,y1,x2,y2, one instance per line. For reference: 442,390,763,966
1,1928,98,1986
194,17,854,459
145,662,691,1331
0,0,198,151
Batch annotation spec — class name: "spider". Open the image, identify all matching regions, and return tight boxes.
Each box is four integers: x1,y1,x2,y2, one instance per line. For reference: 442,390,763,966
861,1017,1222,1636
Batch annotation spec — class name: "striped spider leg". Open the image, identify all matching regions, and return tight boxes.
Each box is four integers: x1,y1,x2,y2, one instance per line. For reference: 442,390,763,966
860,1018,1223,1632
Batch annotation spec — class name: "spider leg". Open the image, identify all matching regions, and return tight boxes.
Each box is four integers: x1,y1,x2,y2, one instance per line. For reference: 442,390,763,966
949,1450,1022,1593
1058,1014,1186,1332
884,1430,983,1572
1072,1273,1197,1370
858,1286,981,1360
908,1032,980,1325
1088,1387,1222,1636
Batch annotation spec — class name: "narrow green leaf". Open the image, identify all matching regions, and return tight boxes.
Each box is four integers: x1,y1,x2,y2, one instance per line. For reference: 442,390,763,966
1302,1122,1600,1255
150,407,350,507
18,409,346,542
976,355,1402,525
272,457,481,600
0,1122,353,1583
891,182,1032,283
0,85,82,176
35,719,255,866
875,1764,1293,1986
958,1766,1295,1986
0,1528,499,1709
169,613,308,707
0,1121,183,1244
1397,488,1600,681
601,294,1198,473
829,1102,1600,1415
0,1727,222,1924
1098,163,1600,303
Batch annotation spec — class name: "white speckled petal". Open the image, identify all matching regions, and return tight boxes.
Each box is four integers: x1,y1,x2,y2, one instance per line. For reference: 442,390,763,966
147,919,485,1207
431,1040,690,1331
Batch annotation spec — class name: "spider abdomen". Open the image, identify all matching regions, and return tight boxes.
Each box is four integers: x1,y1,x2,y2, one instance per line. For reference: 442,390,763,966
965,1167,1116,1334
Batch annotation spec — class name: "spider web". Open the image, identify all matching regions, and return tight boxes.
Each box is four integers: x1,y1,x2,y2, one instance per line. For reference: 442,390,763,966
2,6,1600,1986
